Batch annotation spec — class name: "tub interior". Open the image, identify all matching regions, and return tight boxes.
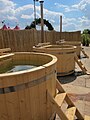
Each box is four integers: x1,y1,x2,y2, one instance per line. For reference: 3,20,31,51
0,60,37,74
0,52,52,74
41,45,74,49
6,65,36,73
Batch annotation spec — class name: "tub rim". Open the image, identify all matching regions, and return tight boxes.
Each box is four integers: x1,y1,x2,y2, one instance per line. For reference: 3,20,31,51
33,45,77,52
0,52,57,77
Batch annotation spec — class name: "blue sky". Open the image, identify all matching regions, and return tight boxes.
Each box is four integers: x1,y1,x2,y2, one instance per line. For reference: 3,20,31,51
0,0,90,32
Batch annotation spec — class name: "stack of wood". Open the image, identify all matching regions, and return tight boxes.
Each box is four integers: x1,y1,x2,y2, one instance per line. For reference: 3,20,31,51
0,48,14,59
34,42,50,47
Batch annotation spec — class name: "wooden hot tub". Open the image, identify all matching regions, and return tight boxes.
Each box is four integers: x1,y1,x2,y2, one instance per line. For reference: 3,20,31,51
0,52,57,120
58,41,81,57
33,45,76,76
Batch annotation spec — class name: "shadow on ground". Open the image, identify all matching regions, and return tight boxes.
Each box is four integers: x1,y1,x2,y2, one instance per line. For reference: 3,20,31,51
57,71,85,84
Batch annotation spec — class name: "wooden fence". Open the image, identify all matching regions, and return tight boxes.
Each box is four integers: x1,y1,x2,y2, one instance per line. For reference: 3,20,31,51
0,29,81,52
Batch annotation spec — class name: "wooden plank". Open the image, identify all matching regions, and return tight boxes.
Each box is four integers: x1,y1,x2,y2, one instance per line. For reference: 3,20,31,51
56,80,84,120
44,64,56,97
32,67,46,120
15,74,26,120
0,48,11,53
35,42,50,47
22,73,32,120
65,107,76,120
78,59,83,65
49,112,56,120
26,30,33,52
56,79,65,93
74,53,87,73
45,64,56,119
2,31,8,48
0,30,81,52
36,66,47,120
81,49,89,58
1,75,20,120
65,94,84,119
0,94,9,120
47,91,68,120
55,93,66,106
84,115,90,120
82,65,87,71
0,53,14,59
0,77,9,120
27,68,40,120
0,30,4,48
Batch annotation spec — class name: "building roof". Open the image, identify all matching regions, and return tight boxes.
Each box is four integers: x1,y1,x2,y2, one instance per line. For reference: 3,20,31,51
1,24,7,30
14,25,20,30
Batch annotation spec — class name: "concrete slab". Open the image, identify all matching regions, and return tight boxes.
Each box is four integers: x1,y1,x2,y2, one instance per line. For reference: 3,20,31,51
62,84,90,94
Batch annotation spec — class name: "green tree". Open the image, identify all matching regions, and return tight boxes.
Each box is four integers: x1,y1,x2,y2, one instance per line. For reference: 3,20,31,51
83,29,90,34
81,32,90,46
81,34,86,46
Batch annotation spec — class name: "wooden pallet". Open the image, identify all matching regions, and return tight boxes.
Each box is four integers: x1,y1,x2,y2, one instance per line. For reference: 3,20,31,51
47,79,90,120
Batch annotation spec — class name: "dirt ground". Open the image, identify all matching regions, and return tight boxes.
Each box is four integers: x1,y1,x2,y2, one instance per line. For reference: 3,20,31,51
56,46,90,119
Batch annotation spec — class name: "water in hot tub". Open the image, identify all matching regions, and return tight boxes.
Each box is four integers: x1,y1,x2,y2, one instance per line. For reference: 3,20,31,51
7,65,36,73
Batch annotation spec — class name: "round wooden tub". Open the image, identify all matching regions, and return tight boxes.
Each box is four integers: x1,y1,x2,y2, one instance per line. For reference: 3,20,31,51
33,45,76,76
0,52,57,120
61,41,81,57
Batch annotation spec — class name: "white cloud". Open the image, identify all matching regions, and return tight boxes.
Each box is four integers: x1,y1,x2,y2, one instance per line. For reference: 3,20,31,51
0,0,90,31
54,0,90,31
21,12,40,20
21,14,32,19
0,0,16,7
71,1,86,11
62,16,90,32
64,23,77,31
54,3,68,8
54,0,90,12
63,17,76,25
0,0,64,30
7,15,17,20
54,2,78,12
44,8,63,16
50,19,55,23
77,16,90,30
0,0,16,24
0,0,16,14
15,4,34,13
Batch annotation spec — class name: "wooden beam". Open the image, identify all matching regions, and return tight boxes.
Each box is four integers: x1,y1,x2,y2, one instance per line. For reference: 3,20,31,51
56,80,84,120
55,93,66,107
49,112,56,120
81,48,89,58
56,79,65,93
0,53,14,59
0,48,11,53
47,91,68,120
74,53,87,74
65,94,84,119
84,115,90,120
65,107,76,120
